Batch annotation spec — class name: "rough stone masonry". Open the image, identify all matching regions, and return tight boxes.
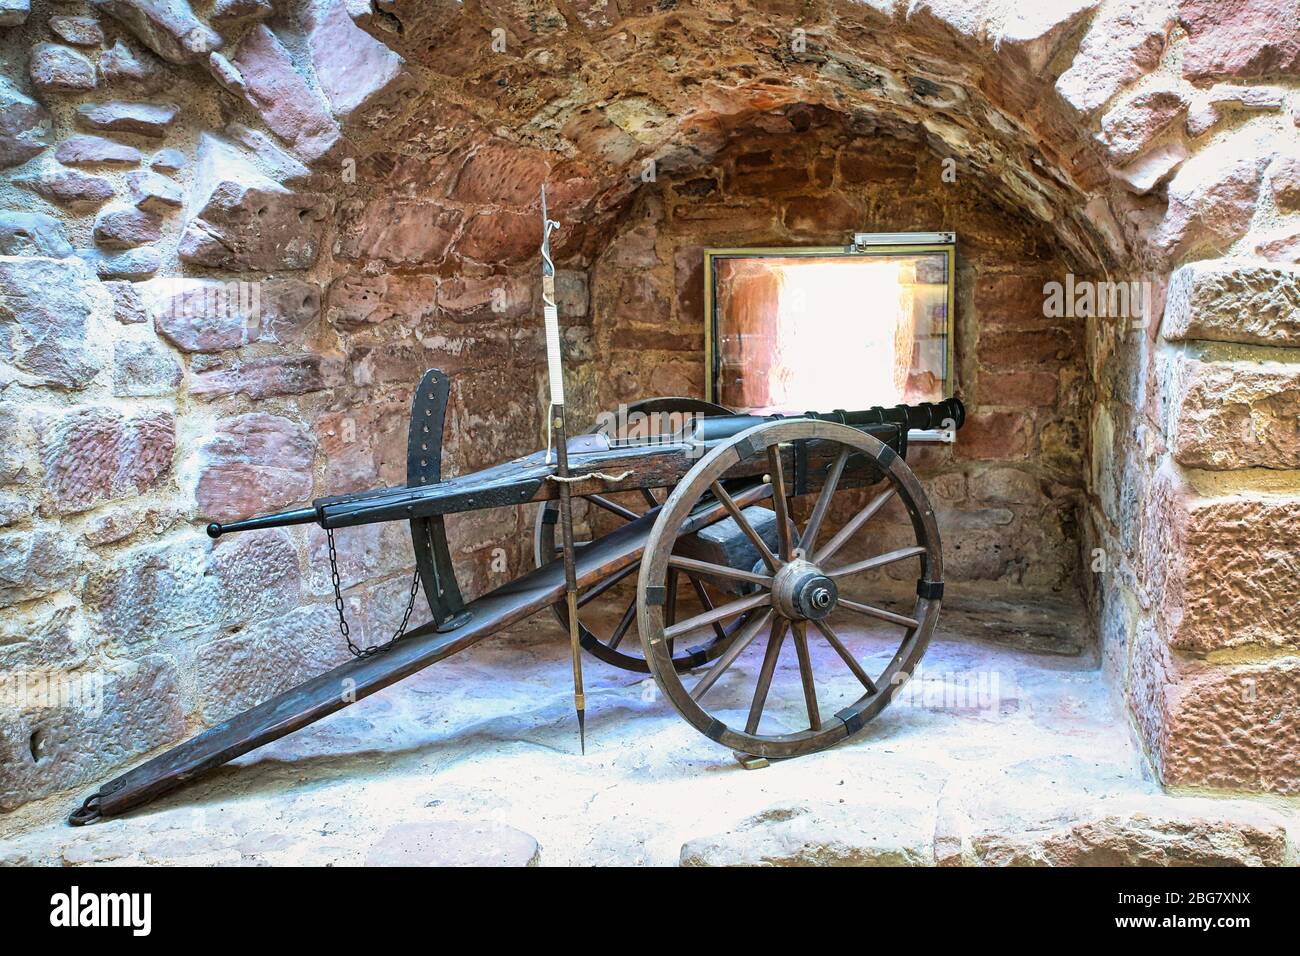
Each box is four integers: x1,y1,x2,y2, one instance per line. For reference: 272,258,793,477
0,0,1297,818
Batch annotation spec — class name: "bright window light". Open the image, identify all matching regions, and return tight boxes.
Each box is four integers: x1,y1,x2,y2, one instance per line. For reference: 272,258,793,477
709,248,953,414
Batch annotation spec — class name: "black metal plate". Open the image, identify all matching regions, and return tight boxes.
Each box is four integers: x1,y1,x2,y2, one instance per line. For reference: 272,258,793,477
407,368,468,630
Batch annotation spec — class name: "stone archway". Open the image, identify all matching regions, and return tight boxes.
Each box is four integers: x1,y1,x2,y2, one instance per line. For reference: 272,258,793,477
0,0,1297,822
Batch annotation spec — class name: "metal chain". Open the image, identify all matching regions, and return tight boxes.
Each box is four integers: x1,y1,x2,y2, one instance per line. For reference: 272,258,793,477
327,527,422,659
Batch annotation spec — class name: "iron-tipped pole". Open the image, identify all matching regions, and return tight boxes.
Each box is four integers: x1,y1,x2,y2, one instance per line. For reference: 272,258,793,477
206,506,318,538
541,185,587,754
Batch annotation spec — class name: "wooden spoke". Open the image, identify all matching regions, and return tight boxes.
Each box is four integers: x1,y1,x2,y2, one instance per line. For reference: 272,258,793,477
745,616,788,734
666,554,773,588
577,560,638,608
685,573,729,643
585,494,639,522
790,622,821,730
664,569,679,627
677,481,771,538
812,487,896,565
709,480,779,571
838,598,920,630
811,618,877,694
723,608,757,638
690,608,774,702
665,589,770,641
608,597,637,650
766,445,794,560
664,569,679,653
532,398,741,678
799,447,849,554
826,545,927,579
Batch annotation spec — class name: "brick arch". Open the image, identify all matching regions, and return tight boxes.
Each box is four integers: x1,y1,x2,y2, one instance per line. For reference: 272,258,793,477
0,0,1295,814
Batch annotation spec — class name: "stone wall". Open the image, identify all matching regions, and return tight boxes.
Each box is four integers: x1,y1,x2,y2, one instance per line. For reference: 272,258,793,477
0,0,1297,816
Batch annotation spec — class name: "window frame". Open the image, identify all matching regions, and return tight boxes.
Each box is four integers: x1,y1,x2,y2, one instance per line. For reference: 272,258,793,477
702,238,958,412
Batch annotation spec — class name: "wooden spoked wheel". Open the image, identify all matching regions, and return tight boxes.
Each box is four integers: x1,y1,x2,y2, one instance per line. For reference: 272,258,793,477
637,419,944,759
533,397,746,674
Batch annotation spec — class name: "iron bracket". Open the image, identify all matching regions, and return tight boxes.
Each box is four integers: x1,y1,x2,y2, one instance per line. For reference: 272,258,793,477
407,368,470,631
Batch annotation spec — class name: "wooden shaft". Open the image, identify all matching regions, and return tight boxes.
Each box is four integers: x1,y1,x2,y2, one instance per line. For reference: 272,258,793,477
553,409,586,732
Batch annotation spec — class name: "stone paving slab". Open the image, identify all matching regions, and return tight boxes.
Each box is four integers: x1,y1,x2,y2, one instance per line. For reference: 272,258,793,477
1,617,1295,867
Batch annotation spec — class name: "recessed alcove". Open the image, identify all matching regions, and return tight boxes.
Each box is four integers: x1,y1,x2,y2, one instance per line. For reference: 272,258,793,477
562,116,1094,657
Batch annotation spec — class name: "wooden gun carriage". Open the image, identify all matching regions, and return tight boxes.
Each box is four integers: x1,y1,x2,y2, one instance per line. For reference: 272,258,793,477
70,368,965,825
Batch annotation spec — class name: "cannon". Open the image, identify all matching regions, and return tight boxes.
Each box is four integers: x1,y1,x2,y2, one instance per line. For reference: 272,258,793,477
69,371,965,824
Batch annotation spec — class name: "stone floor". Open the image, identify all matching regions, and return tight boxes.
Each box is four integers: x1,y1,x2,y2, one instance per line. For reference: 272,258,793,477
1,599,1296,866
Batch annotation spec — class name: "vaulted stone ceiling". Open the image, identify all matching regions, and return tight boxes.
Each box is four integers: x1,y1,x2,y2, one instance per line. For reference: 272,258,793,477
344,0,1132,271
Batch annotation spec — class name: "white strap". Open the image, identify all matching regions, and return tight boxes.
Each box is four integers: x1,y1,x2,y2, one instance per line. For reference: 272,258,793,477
546,470,632,484
543,303,564,406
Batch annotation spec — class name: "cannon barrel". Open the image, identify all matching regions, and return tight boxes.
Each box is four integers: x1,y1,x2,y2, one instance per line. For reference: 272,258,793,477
691,395,965,444
206,396,965,538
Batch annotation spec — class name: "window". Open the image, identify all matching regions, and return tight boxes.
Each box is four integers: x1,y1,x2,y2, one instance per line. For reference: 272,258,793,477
705,236,956,414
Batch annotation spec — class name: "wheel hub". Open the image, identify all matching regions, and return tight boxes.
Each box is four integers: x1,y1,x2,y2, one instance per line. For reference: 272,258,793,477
771,559,838,621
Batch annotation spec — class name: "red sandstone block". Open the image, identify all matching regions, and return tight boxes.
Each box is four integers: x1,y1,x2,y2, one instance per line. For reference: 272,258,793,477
782,193,860,234
674,244,704,323
316,400,408,492
1163,259,1300,347
953,409,1032,460
729,165,811,195
337,199,460,266
1149,656,1300,795
812,155,834,188
1179,0,1300,83
974,273,1059,330
1171,358,1300,470
979,328,1077,368
455,209,541,264
194,413,313,522
450,142,550,206
1143,466,1300,654
838,149,916,185
670,203,776,233
978,370,1059,407
610,327,703,351
42,407,175,514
